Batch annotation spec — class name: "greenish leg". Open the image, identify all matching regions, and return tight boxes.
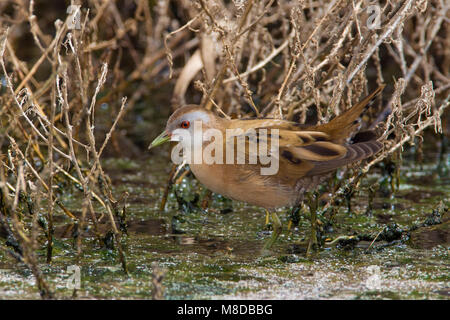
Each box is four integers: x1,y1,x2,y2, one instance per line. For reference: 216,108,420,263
263,210,282,250
265,210,270,227
287,220,292,231
306,192,319,257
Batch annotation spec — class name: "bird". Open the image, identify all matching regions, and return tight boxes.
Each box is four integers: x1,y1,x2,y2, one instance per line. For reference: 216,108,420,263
150,85,385,253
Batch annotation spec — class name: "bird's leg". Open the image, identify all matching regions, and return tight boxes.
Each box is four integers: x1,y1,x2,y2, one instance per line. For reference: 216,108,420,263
263,210,282,250
265,210,271,229
306,192,319,257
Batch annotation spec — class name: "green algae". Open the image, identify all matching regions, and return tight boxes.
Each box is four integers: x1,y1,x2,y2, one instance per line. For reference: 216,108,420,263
0,149,449,300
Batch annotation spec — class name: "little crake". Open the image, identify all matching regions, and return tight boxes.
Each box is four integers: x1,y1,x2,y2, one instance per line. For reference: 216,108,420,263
150,85,385,252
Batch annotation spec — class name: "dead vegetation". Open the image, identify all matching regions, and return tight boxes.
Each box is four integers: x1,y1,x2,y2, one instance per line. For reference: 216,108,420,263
0,0,448,299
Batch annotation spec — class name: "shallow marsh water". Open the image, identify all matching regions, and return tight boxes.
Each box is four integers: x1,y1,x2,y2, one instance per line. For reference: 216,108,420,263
0,145,448,299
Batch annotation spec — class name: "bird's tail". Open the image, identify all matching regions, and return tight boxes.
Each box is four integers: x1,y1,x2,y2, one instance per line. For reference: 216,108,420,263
311,84,386,143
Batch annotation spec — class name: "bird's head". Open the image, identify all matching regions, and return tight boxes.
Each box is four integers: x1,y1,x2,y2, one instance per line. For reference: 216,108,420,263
149,105,218,149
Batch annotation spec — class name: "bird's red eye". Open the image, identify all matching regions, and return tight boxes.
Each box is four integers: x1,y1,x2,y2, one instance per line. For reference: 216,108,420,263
180,120,190,129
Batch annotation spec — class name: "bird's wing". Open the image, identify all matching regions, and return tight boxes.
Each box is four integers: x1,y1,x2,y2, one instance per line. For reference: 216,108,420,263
226,125,381,181
225,84,386,180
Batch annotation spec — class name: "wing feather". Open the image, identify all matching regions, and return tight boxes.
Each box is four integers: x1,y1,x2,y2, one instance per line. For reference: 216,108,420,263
227,117,382,183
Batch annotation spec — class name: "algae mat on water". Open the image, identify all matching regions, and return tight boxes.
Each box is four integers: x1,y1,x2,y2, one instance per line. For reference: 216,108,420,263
0,151,448,299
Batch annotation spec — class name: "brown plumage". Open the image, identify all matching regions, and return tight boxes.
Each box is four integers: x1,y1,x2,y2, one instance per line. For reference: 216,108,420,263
150,85,386,249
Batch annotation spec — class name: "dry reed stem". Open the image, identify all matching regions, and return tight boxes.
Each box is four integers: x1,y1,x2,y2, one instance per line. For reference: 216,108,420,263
0,0,448,298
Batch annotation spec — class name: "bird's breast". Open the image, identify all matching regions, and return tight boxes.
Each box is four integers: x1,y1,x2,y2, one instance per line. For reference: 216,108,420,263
189,163,295,209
